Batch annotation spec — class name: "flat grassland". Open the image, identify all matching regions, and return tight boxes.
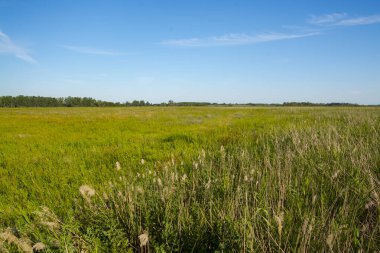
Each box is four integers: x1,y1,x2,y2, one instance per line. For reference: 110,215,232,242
0,107,379,252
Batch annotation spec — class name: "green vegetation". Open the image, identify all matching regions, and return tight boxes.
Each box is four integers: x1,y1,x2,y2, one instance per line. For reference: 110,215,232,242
0,96,148,107
0,107,379,252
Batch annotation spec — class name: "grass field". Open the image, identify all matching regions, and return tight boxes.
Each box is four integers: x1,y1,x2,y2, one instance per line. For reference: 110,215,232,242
0,107,379,252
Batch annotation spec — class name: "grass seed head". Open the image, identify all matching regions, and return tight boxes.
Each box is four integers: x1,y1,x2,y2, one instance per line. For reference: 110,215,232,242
32,242,46,252
326,234,334,249
16,238,33,253
205,178,211,189
138,231,149,247
157,177,162,187
115,161,121,171
275,212,284,237
40,221,60,231
79,185,96,201
0,230,17,244
136,186,144,194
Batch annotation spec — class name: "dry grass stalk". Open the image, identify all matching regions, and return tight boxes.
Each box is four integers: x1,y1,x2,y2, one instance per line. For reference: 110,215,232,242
34,207,60,231
0,230,17,244
79,185,96,201
115,161,121,171
0,229,33,253
40,221,60,231
0,244,9,253
32,242,46,252
326,234,334,251
275,212,284,238
138,231,149,247
17,239,33,253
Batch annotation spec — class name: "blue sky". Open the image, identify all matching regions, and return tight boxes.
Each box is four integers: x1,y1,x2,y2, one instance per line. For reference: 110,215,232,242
0,0,380,104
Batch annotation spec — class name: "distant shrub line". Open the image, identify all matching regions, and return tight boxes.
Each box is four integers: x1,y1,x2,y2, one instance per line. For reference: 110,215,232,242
0,95,367,107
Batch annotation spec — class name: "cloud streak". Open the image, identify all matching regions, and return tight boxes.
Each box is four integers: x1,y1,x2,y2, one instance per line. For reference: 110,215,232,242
309,13,380,26
336,15,380,26
61,45,125,56
162,32,318,47
163,13,380,48
0,31,36,63
308,13,347,25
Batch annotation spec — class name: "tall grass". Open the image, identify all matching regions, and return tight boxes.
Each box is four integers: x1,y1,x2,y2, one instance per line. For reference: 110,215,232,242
0,107,379,252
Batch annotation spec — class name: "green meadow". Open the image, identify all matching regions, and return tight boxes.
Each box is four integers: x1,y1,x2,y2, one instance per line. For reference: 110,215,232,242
0,107,379,252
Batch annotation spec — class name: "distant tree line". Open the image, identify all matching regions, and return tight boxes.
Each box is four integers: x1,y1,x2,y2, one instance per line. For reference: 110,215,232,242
0,96,151,107
282,102,360,106
0,96,371,107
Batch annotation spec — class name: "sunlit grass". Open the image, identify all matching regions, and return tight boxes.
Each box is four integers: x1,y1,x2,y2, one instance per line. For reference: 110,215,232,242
0,107,379,252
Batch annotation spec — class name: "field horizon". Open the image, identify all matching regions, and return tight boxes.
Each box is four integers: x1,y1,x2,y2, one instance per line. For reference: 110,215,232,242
1,95,378,107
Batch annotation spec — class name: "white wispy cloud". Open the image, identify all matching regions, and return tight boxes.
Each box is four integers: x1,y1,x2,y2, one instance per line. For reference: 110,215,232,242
60,45,124,56
308,13,347,25
309,13,380,26
162,32,318,47
0,30,36,63
336,15,380,26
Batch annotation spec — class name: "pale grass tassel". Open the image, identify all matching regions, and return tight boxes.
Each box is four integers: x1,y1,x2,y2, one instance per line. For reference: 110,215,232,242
138,231,149,253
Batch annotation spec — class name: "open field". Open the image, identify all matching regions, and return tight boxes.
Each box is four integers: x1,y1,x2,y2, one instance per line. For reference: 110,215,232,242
0,107,379,252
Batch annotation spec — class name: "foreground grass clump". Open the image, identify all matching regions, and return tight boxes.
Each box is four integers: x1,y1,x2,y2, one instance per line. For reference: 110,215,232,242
0,107,379,252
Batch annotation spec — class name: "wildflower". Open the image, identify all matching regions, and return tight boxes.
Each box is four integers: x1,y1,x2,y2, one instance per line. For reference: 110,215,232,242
115,161,121,171
141,159,145,165
182,173,188,182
